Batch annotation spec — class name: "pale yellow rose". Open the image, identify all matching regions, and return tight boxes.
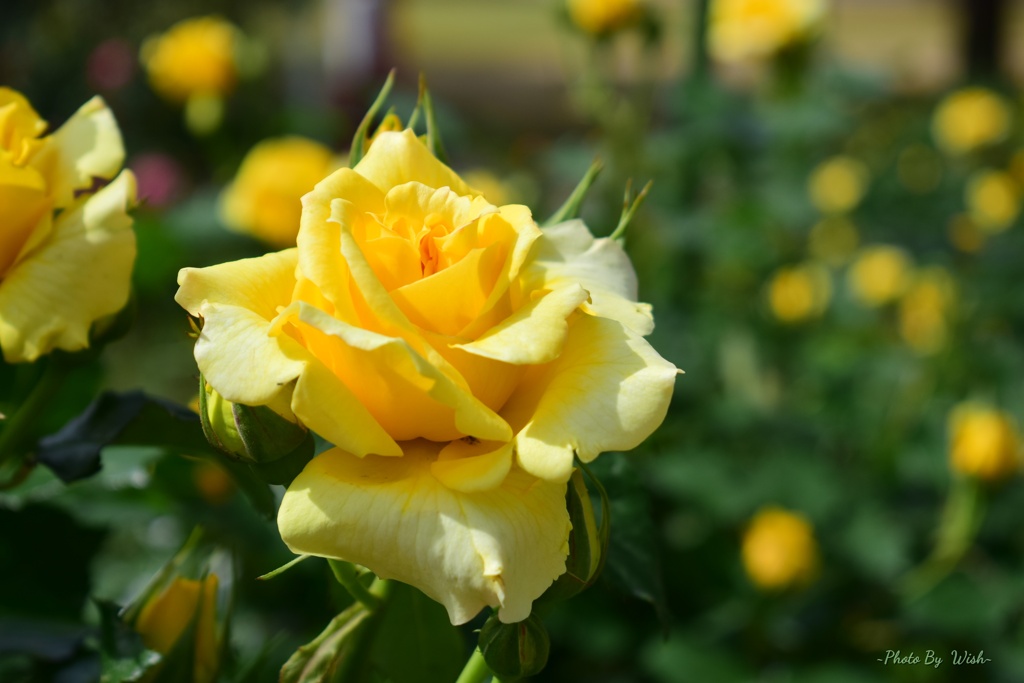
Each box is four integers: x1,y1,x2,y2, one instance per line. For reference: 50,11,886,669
220,136,339,248
846,244,912,308
898,267,955,355
135,575,221,683
965,169,1020,234
176,130,678,624
932,88,1011,156
567,0,642,35
949,403,1020,481
0,88,136,363
766,262,830,323
141,16,239,104
807,156,869,215
709,0,825,63
742,506,818,590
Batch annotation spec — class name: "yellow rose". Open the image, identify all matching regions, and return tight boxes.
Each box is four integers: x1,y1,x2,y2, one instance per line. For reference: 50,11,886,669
898,267,955,355
176,130,678,624
220,136,339,248
808,215,859,266
949,403,1020,481
807,156,869,215
0,89,135,363
709,0,825,63
742,506,818,590
567,0,642,35
135,575,222,683
766,262,830,323
932,88,1011,156
141,16,239,104
965,169,1020,234
846,244,912,308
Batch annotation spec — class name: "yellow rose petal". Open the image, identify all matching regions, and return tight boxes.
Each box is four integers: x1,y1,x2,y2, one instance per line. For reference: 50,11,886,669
455,284,589,365
31,96,125,209
0,170,135,363
176,248,299,322
431,439,514,492
503,314,678,482
278,443,570,625
353,129,475,197
523,220,654,335
290,302,511,443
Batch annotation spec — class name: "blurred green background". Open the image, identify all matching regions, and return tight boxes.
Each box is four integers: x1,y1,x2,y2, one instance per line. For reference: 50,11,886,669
4,0,1024,681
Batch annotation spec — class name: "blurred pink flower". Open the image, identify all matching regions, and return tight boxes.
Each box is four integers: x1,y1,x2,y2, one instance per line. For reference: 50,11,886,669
87,39,136,92
131,153,185,208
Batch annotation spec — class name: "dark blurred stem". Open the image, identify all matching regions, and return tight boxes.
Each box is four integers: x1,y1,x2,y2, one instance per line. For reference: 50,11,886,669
960,0,1005,80
900,477,984,601
455,647,494,683
0,357,70,480
691,0,711,84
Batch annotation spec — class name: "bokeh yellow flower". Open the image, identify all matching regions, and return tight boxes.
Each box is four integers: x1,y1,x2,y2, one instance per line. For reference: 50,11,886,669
898,266,955,355
0,88,136,363
949,403,1020,481
567,0,641,35
965,169,1020,234
948,213,986,254
462,169,515,207
220,136,338,248
766,262,831,323
177,129,678,624
808,215,859,266
847,244,912,307
808,156,869,215
742,506,818,590
709,0,825,63
932,87,1011,156
141,16,239,104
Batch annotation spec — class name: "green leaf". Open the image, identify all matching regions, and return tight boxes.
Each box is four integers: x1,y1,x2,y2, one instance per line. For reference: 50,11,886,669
542,158,603,227
588,457,670,629
367,582,464,683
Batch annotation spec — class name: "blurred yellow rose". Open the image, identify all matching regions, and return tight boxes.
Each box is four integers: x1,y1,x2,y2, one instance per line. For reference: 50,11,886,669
898,267,955,355
567,0,641,35
177,129,678,624
709,0,825,63
220,136,338,248
0,89,136,363
847,244,912,308
949,403,1020,481
742,506,818,590
808,215,859,266
766,262,831,323
808,156,869,215
948,213,986,254
965,169,1020,234
141,17,239,104
932,88,1010,156
135,575,221,683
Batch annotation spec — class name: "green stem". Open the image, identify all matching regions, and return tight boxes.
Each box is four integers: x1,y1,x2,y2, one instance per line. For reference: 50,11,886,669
455,648,493,683
901,477,984,601
0,357,71,474
329,560,384,611
332,578,394,681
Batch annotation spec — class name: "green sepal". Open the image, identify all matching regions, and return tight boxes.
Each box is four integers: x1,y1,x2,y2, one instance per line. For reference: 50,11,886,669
537,466,607,605
478,611,550,680
609,179,653,241
543,158,603,226
350,70,396,167
419,74,449,164
279,603,372,683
